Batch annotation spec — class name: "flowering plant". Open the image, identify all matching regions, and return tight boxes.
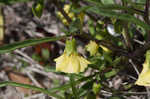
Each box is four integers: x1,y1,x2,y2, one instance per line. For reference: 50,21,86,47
0,0,150,99
136,50,150,86
54,39,90,73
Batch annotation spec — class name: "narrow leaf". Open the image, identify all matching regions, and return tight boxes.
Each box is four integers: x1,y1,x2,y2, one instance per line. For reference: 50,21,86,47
48,74,96,93
69,74,79,99
0,36,66,54
0,81,64,99
0,0,32,4
88,8,150,31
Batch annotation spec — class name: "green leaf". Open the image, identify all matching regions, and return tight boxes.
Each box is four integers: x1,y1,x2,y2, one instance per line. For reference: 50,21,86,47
86,0,144,15
101,0,114,4
103,52,112,63
92,83,101,94
41,48,50,60
44,66,56,73
109,97,122,99
86,0,102,4
64,92,73,99
85,92,96,99
0,36,66,54
81,80,94,90
114,20,123,33
136,0,146,3
32,0,44,18
0,81,64,99
145,50,150,67
0,0,32,4
32,53,42,61
104,69,118,78
65,38,77,56
112,57,121,67
88,8,150,31
69,19,81,34
88,20,95,36
48,74,96,93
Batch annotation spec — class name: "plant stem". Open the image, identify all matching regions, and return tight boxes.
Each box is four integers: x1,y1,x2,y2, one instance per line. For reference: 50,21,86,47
144,0,150,42
69,74,79,99
122,23,133,51
122,1,133,51
144,0,150,25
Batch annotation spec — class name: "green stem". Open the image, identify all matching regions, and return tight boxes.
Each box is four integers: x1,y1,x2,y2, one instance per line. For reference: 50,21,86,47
48,73,96,93
69,74,79,99
122,1,133,51
122,23,133,51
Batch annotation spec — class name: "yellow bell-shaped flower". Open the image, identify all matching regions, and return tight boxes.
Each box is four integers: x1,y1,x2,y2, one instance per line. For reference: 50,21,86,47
86,41,99,56
135,50,150,86
54,39,90,74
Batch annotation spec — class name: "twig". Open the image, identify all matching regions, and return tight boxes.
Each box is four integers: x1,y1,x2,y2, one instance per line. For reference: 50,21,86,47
101,90,148,95
127,74,137,80
144,0,150,42
133,39,145,45
146,87,150,99
129,59,150,98
101,90,112,97
129,59,140,75
26,71,43,88
24,93,45,99
14,49,67,81
144,0,150,25
14,49,43,70
129,41,150,60
121,91,148,95
26,67,67,81
27,67,57,79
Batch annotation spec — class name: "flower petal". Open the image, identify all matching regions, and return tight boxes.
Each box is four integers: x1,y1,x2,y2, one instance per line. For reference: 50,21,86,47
135,63,150,86
86,41,99,56
54,52,90,73
78,56,91,72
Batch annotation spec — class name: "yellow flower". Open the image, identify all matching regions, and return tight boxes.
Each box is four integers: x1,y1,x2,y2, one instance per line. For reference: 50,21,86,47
54,39,90,74
86,41,99,56
54,52,90,73
135,50,150,86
